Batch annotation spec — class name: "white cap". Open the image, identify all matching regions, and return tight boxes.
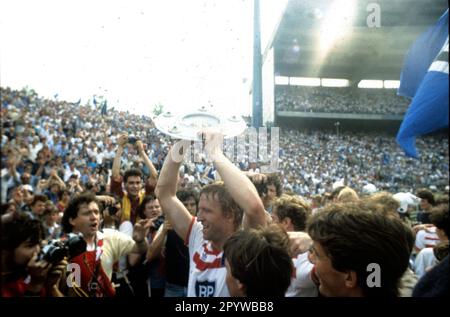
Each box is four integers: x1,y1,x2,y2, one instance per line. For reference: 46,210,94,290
332,180,345,190
362,183,377,195
393,192,420,214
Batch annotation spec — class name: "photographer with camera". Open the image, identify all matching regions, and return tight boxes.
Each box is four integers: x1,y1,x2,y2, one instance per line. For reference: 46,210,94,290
126,195,166,297
96,194,122,230
1,213,66,297
110,133,158,225
147,189,198,297
61,193,150,297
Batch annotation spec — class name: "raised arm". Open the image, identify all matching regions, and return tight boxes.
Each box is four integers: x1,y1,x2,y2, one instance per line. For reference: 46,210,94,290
146,220,171,262
136,140,158,181
49,169,66,190
155,141,193,241
112,134,128,180
202,130,267,229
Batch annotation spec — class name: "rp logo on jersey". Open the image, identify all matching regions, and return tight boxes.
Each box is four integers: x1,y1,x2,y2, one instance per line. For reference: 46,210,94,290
195,280,216,297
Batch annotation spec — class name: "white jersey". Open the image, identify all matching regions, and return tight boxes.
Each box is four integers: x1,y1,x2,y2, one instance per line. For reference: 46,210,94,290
186,217,229,297
414,247,437,278
414,226,440,252
286,252,318,297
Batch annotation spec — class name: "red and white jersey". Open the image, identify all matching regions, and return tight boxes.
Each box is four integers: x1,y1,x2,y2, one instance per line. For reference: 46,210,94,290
414,226,440,252
286,252,318,297
185,217,229,297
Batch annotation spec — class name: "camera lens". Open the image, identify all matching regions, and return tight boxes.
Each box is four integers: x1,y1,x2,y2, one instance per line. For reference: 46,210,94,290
108,206,119,215
40,241,66,264
128,136,137,144
66,233,87,259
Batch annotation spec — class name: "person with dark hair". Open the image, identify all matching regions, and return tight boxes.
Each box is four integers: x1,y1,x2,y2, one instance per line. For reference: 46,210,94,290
128,194,166,297
1,201,17,217
416,188,435,224
176,188,198,216
307,201,413,297
26,194,48,220
42,203,62,240
362,193,420,296
265,175,282,211
1,213,66,297
61,193,150,297
156,131,267,297
430,204,450,239
146,189,199,297
223,225,293,297
56,189,71,213
246,173,282,213
110,133,158,224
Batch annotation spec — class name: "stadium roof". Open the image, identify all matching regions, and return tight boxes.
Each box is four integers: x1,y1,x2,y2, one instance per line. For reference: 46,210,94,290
273,0,448,82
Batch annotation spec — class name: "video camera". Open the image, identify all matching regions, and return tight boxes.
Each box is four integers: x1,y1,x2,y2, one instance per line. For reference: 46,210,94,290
39,233,87,264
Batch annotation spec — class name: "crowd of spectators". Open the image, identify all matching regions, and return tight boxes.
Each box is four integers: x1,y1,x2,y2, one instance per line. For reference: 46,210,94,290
277,129,449,196
1,86,448,205
1,86,448,298
276,86,410,115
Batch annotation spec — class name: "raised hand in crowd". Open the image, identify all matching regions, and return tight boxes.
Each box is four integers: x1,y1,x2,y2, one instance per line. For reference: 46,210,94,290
131,219,152,254
45,258,68,297
25,252,65,296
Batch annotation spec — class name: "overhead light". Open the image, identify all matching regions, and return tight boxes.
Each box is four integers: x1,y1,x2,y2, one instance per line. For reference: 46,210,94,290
290,77,321,86
321,78,349,87
384,80,400,89
358,80,383,89
275,76,289,85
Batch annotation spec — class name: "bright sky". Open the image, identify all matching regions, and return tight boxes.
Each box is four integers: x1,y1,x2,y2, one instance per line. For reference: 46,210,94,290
1,0,287,117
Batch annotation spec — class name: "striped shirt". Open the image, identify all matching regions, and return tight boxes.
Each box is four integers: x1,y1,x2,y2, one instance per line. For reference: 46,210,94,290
414,226,440,252
185,217,229,297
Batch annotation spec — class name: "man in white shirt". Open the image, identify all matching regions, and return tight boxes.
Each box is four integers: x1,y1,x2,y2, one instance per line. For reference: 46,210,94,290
64,161,81,182
61,193,149,297
156,131,267,297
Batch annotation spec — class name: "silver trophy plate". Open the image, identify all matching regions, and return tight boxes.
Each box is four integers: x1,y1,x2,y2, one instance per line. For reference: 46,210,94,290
153,106,247,141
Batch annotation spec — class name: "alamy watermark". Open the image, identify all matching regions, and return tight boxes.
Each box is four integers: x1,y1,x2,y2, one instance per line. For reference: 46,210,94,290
170,127,280,173
366,3,381,28
366,263,381,288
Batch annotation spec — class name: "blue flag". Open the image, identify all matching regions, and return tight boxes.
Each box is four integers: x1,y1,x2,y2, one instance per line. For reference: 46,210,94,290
396,10,449,158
